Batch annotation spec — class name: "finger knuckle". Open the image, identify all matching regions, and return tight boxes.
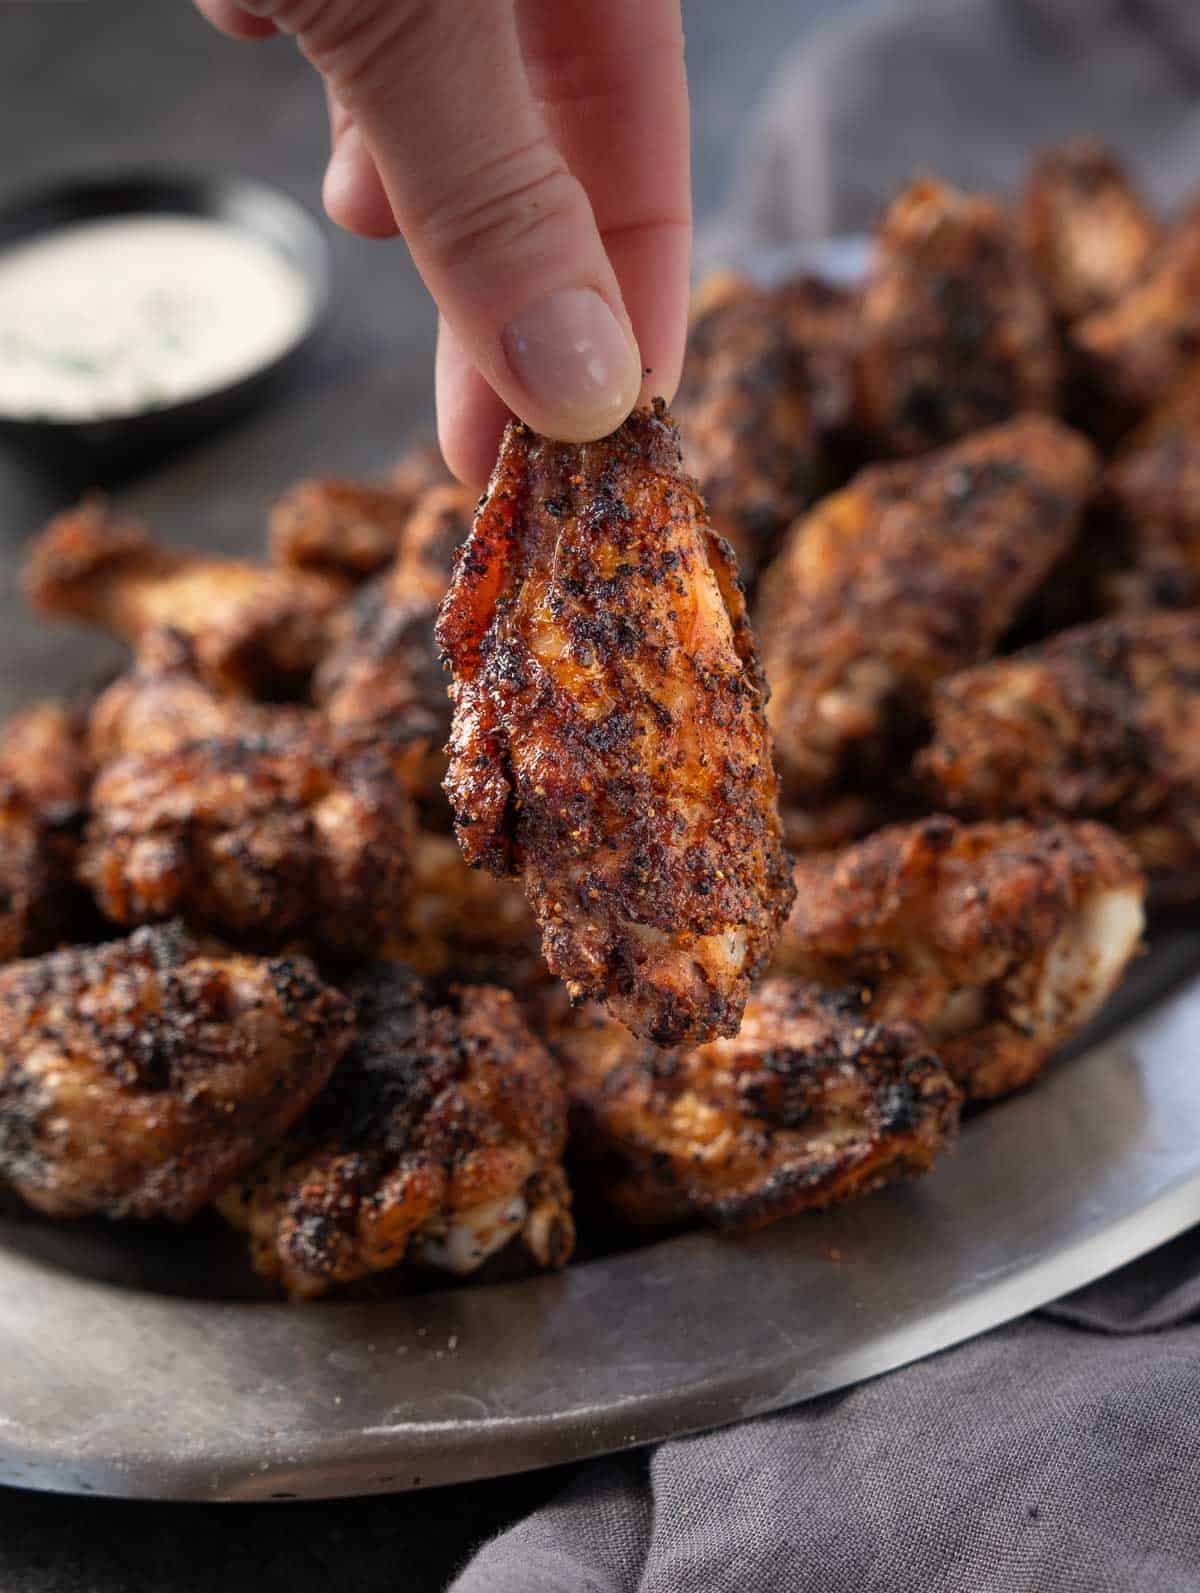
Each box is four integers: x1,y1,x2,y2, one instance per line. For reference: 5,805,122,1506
284,0,438,87
418,146,586,275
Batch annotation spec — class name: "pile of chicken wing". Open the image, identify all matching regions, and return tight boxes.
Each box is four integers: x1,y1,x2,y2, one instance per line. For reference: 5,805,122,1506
3,135,1195,1298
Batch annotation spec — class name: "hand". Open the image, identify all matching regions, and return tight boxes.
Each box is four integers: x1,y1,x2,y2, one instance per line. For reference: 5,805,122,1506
193,0,692,485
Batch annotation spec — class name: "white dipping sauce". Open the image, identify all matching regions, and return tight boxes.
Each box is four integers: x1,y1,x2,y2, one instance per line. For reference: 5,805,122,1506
0,215,314,421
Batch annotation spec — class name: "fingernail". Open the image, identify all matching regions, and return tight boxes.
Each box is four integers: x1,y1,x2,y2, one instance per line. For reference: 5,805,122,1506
502,289,641,439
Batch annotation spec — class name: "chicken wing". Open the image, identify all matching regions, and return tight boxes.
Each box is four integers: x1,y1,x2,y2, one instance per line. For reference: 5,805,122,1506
1104,360,1200,609
0,922,352,1221
674,272,857,577
0,700,94,961
314,484,472,744
1019,139,1160,325
550,977,958,1232
80,725,417,960
24,498,346,698
436,402,794,1047
858,178,1060,457
87,628,305,763
756,415,1099,803
1072,201,1200,426
268,478,414,583
218,963,573,1298
773,817,1144,1100
918,610,1200,901
389,831,545,992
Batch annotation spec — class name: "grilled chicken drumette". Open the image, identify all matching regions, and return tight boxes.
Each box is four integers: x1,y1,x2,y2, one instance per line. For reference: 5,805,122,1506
1104,362,1200,609
674,272,857,577
437,402,794,1047
0,700,93,962
0,922,352,1221
24,498,346,698
268,478,415,583
219,962,573,1298
390,831,545,993
550,978,958,1232
757,415,1099,803
1019,139,1160,325
774,817,1144,1100
314,485,471,742
857,178,1060,457
87,629,305,763
81,725,417,960
919,610,1200,901
1073,201,1200,425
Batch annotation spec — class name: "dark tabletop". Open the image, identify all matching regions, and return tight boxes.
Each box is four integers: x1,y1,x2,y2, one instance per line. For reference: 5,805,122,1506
0,1,842,1589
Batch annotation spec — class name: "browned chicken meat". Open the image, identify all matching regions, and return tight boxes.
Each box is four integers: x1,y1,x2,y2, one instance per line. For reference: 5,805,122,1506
80,725,417,960
757,415,1099,803
1104,361,1200,609
0,700,93,962
24,498,346,698
268,477,415,583
773,817,1144,1100
436,402,794,1048
674,272,857,577
218,962,573,1298
1019,139,1160,324
857,178,1060,457
0,922,352,1221
1073,202,1200,424
87,628,305,763
551,977,958,1232
389,831,545,992
919,610,1200,901
314,483,473,750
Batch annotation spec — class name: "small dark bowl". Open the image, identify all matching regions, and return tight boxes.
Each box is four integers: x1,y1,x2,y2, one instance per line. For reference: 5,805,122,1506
0,171,331,486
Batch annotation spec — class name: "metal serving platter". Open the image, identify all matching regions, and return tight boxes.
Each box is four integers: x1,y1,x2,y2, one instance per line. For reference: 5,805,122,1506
1,236,1198,1502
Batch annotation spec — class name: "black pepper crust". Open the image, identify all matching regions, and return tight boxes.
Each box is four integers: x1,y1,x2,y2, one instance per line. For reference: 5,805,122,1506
774,816,1144,1100
0,922,353,1221
436,401,794,1048
219,963,573,1298
79,723,418,961
550,977,958,1232
857,178,1060,457
918,609,1200,900
756,414,1099,803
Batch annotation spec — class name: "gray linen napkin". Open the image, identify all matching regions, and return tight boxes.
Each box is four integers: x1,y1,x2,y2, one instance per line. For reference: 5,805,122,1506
452,3,1200,1586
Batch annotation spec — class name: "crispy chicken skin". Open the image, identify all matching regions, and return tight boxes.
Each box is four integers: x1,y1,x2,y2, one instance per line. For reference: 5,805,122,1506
919,611,1200,901
1072,202,1200,423
858,178,1059,457
80,726,417,960
1104,362,1200,609
0,701,93,962
774,817,1144,1100
674,274,856,576
1019,139,1160,324
24,498,346,698
218,963,573,1298
268,478,414,583
437,402,795,1047
757,415,1099,802
551,978,958,1231
0,923,352,1221
87,629,305,764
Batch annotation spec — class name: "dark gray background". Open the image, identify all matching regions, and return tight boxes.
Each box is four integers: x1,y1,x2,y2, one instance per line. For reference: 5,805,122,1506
0,1,840,1587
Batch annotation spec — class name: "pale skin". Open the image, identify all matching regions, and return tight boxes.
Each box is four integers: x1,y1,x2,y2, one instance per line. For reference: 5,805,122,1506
193,0,693,486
